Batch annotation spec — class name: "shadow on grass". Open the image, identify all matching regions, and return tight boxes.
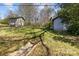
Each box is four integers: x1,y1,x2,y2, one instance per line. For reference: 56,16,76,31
0,37,29,55
42,28,79,49
2,26,79,55
53,36,79,48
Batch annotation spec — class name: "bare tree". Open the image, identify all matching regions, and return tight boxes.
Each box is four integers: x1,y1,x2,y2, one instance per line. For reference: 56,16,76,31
18,3,38,25
7,10,18,18
39,5,54,26
18,3,56,27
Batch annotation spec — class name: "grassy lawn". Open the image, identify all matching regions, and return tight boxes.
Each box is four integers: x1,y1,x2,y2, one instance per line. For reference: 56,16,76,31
43,31,79,56
0,27,42,55
0,26,79,56
27,30,79,56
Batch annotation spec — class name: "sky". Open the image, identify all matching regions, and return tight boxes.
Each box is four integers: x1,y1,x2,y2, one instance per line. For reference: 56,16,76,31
0,3,18,19
0,3,60,19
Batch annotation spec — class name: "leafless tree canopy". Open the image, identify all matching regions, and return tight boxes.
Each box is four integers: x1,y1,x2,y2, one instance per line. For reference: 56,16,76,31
18,3,56,26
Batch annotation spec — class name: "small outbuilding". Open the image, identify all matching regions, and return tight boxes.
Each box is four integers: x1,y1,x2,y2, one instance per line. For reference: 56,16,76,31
50,16,68,31
8,17,25,27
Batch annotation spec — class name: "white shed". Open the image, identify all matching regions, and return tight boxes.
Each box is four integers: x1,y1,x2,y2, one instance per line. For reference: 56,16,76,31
51,17,67,31
9,17,25,27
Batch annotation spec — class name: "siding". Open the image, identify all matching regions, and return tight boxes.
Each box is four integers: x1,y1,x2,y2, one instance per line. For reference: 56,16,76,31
54,18,67,31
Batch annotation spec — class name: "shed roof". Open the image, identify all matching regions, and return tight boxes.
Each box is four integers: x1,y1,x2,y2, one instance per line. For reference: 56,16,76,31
8,17,25,20
50,16,59,22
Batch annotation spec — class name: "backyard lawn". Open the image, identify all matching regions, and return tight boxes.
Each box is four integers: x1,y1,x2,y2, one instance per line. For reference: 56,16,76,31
0,26,79,56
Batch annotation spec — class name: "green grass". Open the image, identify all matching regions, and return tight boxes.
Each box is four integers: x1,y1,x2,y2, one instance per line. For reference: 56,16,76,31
0,27,43,55
0,40,27,55
43,31,79,56
0,27,79,56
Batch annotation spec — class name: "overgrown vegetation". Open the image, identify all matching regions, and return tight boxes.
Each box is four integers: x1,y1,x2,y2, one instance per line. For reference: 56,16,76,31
0,26,79,56
0,3,79,56
0,18,8,25
58,4,79,35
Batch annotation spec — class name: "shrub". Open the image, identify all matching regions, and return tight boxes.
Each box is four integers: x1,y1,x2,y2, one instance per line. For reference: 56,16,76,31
67,22,79,35
0,19,8,24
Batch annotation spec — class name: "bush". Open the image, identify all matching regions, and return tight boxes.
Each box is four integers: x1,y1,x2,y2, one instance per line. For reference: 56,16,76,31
67,23,79,35
0,19,8,24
